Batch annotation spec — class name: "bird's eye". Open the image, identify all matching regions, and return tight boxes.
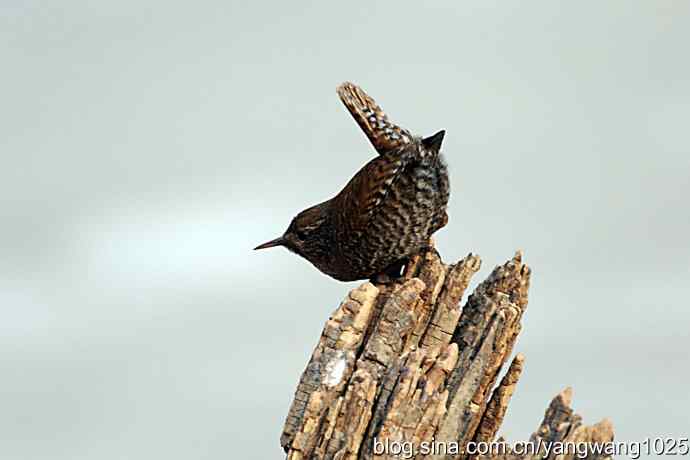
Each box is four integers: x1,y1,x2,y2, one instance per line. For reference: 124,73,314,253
295,229,307,241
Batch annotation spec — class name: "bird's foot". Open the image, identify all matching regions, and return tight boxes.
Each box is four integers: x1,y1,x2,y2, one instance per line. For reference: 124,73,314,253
370,260,407,285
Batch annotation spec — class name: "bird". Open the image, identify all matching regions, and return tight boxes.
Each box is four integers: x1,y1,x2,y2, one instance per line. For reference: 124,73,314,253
254,82,450,282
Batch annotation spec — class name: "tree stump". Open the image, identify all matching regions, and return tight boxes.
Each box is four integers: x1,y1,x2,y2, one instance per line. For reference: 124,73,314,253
280,249,613,459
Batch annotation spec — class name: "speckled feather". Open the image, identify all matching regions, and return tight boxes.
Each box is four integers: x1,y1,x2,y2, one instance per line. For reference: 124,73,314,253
256,83,450,281
337,82,413,154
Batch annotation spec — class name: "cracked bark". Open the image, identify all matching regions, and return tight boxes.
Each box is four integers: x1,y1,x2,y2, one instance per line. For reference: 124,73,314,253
280,249,613,460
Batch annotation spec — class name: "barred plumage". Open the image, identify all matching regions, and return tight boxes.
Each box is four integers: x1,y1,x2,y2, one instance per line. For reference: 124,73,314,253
255,82,450,282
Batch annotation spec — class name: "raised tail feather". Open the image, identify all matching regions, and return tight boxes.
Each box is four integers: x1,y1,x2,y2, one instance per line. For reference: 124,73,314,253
337,82,413,155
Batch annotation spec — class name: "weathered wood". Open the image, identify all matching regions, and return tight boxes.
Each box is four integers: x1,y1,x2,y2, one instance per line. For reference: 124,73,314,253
280,249,614,460
281,283,379,455
483,388,614,460
472,353,525,451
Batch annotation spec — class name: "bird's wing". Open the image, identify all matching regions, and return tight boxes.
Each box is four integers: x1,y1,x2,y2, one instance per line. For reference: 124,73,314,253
336,153,407,235
337,82,413,155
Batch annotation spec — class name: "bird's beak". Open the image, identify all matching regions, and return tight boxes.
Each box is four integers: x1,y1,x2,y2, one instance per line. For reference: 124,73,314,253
254,236,285,250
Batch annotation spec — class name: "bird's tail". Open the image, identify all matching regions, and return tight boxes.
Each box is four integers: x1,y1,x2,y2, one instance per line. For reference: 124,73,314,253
336,82,413,155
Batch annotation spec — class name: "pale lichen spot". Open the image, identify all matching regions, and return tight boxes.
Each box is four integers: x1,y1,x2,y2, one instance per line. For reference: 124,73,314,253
324,350,347,387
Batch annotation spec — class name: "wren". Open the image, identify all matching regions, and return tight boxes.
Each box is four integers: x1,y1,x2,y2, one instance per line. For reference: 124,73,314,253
254,82,450,282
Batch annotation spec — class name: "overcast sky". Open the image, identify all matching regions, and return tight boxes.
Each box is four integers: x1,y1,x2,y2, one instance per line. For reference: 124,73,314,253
1,1,689,459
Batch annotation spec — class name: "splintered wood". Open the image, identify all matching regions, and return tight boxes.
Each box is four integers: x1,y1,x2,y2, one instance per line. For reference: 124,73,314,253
281,250,613,460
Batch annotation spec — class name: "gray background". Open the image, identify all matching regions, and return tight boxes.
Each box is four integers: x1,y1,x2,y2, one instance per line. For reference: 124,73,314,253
1,1,688,459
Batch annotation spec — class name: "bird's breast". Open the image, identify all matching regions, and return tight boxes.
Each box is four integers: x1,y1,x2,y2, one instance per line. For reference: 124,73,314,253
325,152,449,280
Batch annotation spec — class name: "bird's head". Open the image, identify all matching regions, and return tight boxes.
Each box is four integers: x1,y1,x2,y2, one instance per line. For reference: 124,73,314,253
254,203,330,260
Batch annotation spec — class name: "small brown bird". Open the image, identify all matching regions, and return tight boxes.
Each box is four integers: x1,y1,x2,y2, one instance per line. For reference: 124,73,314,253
255,82,450,282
